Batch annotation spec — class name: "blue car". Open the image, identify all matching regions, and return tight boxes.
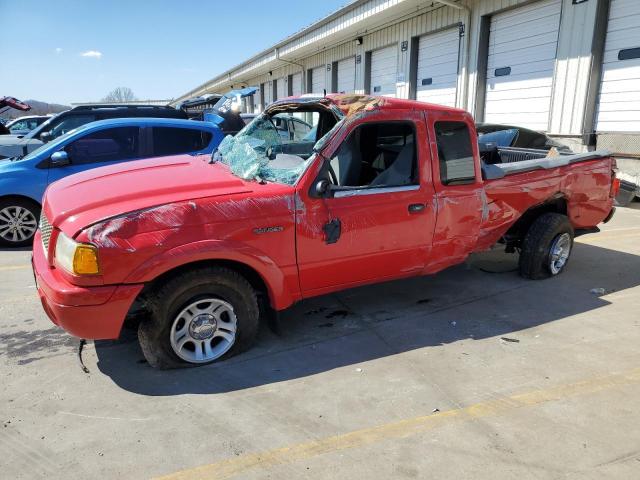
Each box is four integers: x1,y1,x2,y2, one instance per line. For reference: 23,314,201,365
0,117,223,247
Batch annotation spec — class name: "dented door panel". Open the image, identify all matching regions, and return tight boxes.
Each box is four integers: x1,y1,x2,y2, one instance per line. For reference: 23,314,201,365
295,109,436,297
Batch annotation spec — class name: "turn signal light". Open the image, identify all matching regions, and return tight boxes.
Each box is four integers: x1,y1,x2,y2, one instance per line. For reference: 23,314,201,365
73,245,100,275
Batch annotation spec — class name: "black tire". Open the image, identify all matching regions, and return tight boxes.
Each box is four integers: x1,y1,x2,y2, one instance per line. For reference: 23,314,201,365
0,198,41,248
518,212,574,280
138,266,260,369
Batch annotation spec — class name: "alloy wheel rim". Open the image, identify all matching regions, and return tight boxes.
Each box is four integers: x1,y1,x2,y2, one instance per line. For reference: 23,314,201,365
169,298,237,363
0,206,38,243
549,232,571,275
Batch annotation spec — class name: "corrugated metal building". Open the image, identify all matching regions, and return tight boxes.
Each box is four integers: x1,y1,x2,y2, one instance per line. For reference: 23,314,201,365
172,0,640,158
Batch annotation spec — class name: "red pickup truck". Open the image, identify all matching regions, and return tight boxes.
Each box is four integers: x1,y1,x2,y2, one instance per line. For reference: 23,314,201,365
33,95,618,368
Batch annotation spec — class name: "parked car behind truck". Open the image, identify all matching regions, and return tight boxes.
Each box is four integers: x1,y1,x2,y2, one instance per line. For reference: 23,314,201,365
4,115,51,136
33,95,618,369
0,118,222,247
0,104,188,160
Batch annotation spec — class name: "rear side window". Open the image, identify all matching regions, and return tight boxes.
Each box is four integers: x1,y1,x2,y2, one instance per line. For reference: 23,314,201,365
434,121,475,185
47,114,97,140
152,127,213,157
64,127,140,165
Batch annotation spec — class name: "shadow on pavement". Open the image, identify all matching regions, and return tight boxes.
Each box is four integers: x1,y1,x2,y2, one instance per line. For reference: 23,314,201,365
95,241,640,395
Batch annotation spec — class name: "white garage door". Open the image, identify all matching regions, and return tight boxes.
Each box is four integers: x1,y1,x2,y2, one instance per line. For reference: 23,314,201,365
416,28,460,107
484,0,561,131
253,87,262,113
337,57,356,93
596,0,640,132
311,66,326,95
370,45,397,97
263,82,272,107
291,72,303,96
276,78,286,101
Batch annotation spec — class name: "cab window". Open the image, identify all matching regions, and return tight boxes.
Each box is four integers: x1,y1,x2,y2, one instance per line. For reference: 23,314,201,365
329,122,417,188
434,121,475,185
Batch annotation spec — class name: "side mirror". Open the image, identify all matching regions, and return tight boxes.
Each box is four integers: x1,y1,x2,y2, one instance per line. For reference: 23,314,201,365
40,131,52,143
314,179,332,197
50,151,70,167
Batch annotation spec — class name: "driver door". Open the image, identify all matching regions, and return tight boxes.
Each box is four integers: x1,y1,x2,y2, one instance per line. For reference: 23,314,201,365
295,110,436,297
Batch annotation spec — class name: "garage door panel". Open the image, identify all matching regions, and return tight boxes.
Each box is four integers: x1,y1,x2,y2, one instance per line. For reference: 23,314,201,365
370,45,397,97
276,78,286,101
601,29,640,49
606,13,640,32
419,63,458,78
601,62,640,82
485,97,554,114
598,100,640,112
484,0,560,130
600,79,640,96
489,32,559,57
485,85,553,102
311,66,326,94
291,73,303,96
484,112,550,129
417,43,459,59
597,120,638,132
603,44,640,64
488,47,558,70
487,60,557,81
337,57,356,94
490,18,560,45
263,83,272,106
596,0,640,131
597,110,640,122
487,73,554,93
416,28,459,106
609,0,640,17
490,0,560,27
597,91,640,104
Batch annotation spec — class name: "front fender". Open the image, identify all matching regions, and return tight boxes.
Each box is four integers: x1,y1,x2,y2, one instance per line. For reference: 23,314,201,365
123,239,298,310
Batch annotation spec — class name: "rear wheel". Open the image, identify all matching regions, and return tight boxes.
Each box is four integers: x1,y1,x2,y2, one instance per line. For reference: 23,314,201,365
0,198,40,248
138,267,260,369
518,212,574,280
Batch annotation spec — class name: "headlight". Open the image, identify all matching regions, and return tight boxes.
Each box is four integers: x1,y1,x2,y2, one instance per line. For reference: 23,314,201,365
55,232,100,275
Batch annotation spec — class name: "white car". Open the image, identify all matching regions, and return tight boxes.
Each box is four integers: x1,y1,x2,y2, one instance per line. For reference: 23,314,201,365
5,115,51,136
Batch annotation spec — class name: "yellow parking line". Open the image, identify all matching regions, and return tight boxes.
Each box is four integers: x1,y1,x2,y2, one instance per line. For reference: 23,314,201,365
0,265,30,272
577,231,640,243
155,367,640,480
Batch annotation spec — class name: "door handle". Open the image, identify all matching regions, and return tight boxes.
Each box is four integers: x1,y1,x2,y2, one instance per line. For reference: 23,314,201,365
408,203,426,213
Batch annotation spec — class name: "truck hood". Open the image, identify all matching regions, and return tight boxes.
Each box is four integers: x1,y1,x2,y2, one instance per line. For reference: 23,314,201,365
44,154,254,236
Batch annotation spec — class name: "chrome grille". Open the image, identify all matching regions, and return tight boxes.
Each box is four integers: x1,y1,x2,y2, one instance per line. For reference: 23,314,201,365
39,214,53,255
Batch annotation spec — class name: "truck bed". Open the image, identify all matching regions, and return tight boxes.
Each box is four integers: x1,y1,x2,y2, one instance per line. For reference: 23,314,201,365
481,148,612,179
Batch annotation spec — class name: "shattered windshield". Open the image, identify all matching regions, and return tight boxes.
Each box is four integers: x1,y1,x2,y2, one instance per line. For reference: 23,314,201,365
213,107,342,185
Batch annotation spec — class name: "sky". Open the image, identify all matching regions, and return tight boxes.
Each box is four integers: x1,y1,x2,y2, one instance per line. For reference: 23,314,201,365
0,0,349,105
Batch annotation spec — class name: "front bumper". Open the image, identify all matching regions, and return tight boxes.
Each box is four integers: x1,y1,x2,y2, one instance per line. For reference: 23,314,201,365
32,231,144,340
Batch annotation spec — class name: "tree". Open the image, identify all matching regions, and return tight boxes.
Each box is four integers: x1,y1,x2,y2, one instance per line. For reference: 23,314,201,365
102,87,137,103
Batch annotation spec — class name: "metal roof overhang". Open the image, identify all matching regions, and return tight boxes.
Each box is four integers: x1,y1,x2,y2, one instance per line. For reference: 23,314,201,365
171,0,458,105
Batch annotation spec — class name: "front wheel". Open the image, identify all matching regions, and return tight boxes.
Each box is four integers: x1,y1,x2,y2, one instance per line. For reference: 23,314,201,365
138,267,260,369
519,212,574,280
0,198,40,248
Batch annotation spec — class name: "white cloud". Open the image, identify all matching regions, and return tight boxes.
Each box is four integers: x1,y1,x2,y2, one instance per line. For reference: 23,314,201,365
55,47,63,54
80,50,103,59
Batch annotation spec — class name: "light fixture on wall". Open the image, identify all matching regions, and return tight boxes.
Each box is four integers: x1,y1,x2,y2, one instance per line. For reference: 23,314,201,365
268,71,273,76
354,36,363,46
